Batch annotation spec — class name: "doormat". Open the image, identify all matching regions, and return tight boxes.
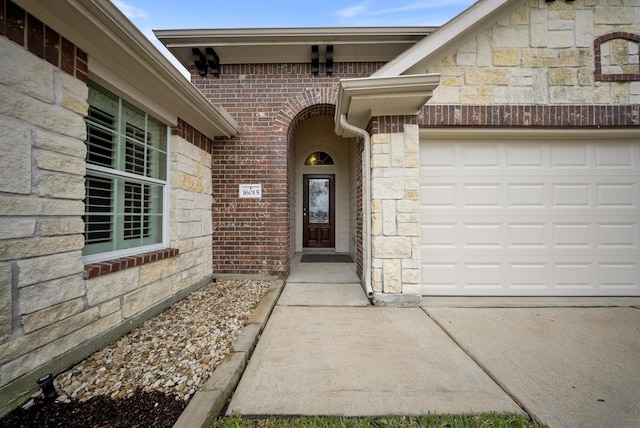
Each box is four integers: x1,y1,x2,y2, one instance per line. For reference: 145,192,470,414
300,254,353,263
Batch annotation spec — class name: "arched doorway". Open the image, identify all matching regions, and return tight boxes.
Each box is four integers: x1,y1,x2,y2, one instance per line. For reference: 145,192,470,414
289,110,354,254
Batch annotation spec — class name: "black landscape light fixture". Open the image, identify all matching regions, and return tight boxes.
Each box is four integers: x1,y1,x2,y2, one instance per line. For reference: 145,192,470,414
36,373,58,402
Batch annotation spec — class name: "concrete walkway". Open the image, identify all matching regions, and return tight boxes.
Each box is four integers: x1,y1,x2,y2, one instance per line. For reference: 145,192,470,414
225,255,640,427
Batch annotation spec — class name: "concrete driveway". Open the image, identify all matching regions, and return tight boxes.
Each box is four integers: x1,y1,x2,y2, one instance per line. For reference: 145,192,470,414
225,260,640,427
425,304,640,428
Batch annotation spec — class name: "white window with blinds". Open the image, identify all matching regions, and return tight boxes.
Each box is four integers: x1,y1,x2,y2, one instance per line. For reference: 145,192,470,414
83,81,169,262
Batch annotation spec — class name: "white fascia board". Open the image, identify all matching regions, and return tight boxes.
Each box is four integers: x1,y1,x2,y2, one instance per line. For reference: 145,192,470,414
154,26,437,45
16,0,237,139
372,0,516,77
334,74,441,136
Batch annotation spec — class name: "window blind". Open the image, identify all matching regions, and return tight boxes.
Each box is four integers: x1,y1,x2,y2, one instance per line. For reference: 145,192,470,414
83,81,167,260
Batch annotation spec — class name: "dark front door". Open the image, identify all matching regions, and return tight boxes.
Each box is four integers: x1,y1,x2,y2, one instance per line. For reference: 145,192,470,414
303,174,335,248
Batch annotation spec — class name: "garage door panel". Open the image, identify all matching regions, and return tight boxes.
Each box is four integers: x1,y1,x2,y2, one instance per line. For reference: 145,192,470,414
553,263,593,287
508,263,547,287
420,184,456,207
420,139,640,296
461,144,500,168
506,144,545,168
552,183,591,208
507,184,546,207
597,223,637,248
596,183,636,208
421,257,640,296
421,143,456,168
507,223,547,247
552,223,591,248
550,144,590,168
462,184,501,208
422,217,639,250
599,263,638,287
421,181,639,210
421,223,457,248
421,262,458,288
462,223,502,248
595,144,637,168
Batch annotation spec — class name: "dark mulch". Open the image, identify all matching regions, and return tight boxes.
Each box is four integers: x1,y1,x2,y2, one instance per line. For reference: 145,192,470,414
0,390,187,428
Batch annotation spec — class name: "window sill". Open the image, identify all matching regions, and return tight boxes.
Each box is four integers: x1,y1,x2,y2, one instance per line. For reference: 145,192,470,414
83,248,179,280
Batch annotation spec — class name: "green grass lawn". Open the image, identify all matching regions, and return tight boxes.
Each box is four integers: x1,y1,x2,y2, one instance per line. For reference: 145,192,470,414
212,413,548,427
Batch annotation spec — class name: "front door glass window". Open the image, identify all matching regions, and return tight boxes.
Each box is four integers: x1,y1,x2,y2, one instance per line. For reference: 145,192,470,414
309,178,329,223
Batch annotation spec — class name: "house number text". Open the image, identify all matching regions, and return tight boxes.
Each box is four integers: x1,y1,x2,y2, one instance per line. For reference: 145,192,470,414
239,184,262,198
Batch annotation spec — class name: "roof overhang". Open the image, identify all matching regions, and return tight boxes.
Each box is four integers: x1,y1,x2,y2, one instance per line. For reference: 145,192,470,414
15,0,237,139
155,27,437,66
373,0,519,77
334,74,441,137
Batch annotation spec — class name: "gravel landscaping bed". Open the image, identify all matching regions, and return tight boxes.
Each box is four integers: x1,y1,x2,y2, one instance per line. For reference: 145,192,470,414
1,279,273,428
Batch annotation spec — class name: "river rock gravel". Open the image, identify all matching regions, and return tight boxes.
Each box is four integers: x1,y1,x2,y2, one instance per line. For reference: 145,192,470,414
1,279,273,427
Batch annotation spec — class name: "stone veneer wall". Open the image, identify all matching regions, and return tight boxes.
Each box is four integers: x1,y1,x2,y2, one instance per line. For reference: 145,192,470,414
423,0,640,114
0,1,214,414
0,28,90,414
419,0,639,130
369,118,421,295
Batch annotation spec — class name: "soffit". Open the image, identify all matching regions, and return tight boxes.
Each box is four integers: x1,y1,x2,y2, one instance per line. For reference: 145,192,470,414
154,27,437,66
15,0,237,138
334,74,441,136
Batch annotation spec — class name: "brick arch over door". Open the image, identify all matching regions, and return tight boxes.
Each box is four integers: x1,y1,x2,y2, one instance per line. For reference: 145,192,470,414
282,99,338,260
271,88,338,143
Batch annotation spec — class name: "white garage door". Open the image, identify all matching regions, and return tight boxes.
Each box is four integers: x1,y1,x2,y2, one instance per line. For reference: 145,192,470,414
420,136,640,296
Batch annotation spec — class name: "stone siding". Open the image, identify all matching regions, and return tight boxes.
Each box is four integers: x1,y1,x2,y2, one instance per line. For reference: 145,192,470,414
426,0,640,107
0,31,91,413
0,5,215,413
369,121,421,295
169,135,214,288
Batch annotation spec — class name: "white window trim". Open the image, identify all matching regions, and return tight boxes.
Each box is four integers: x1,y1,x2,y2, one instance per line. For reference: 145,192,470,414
82,111,171,265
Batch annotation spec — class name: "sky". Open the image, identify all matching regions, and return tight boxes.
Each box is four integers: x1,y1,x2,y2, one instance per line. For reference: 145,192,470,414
112,0,477,77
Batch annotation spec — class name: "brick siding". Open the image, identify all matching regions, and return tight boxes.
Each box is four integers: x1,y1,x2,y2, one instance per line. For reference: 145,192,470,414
1,0,88,83
194,62,383,276
421,104,640,127
172,117,217,152
594,32,640,82
83,248,179,279
369,115,419,134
